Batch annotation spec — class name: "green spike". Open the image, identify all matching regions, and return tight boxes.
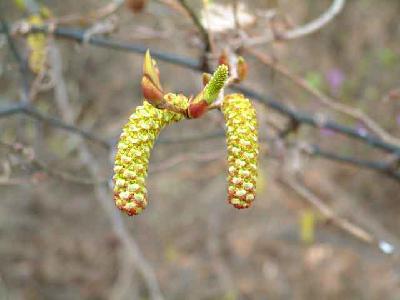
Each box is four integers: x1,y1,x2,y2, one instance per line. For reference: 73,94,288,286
203,64,229,104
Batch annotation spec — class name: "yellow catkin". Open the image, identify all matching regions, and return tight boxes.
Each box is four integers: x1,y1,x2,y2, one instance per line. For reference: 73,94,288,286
113,94,188,216
27,14,48,74
222,94,259,209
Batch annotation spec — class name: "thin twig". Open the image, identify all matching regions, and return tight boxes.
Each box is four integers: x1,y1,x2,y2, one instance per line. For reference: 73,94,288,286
150,150,223,174
283,175,375,245
176,0,212,67
0,141,103,185
0,103,110,148
283,0,346,40
48,42,164,300
8,24,400,157
0,18,30,102
246,48,400,148
304,144,400,181
48,0,125,25
244,0,346,46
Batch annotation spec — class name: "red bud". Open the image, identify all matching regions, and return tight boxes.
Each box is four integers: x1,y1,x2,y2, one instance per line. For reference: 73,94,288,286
126,0,148,13
218,50,230,68
188,100,209,119
141,76,164,106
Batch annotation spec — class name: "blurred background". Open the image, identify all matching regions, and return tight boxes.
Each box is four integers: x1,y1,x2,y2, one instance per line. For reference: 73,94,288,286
1,0,400,299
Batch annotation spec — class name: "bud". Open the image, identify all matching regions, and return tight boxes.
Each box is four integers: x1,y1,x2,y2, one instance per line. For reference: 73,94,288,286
218,50,230,69
202,73,212,87
187,99,209,119
236,56,248,82
126,0,148,13
142,50,164,106
188,64,229,119
113,95,188,216
141,76,164,106
222,94,259,209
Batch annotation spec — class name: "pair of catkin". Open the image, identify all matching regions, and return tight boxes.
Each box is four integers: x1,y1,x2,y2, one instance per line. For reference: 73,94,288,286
113,93,258,216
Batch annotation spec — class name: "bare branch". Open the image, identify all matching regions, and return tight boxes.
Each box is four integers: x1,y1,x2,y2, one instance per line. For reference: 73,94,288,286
49,0,125,25
0,103,110,148
304,144,400,181
283,0,346,40
283,175,375,246
176,0,212,68
0,141,104,185
7,24,400,157
244,0,346,46
48,43,164,300
0,18,30,102
176,0,211,51
246,48,400,148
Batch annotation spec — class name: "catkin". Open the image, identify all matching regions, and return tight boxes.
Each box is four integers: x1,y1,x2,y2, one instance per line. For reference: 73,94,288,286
203,64,229,103
27,15,48,74
222,94,259,209
113,94,188,216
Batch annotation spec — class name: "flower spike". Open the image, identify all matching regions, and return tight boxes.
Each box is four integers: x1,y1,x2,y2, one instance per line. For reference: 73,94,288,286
26,7,52,74
188,64,229,118
113,94,188,216
203,64,229,104
222,94,259,209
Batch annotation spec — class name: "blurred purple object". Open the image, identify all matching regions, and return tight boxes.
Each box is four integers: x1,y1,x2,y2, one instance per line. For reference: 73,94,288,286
326,68,345,94
320,127,335,137
356,123,368,137
397,114,400,126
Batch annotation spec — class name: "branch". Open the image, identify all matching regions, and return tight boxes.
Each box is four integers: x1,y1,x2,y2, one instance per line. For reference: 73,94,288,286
47,41,164,299
158,130,400,181
243,0,346,46
246,48,400,148
176,0,212,55
304,144,400,181
233,85,400,156
282,175,395,255
283,0,346,40
0,103,110,148
8,24,400,157
0,19,30,101
0,141,104,185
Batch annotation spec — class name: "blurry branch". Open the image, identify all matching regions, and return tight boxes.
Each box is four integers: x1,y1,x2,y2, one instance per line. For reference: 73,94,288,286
150,150,223,174
157,130,225,144
283,171,398,255
281,0,346,40
176,0,212,57
48,0,125,25
282,175,379,246
0,19,30,102
247,48,400,148
305,145,400,181
1,23,400,182
158,127,400,180
48,42,164,300
205,181,237,298
7,24,400,156
0,141,103,185
80,146,165,300
235,84,400,155
0,103,110,148
244,0,346,46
